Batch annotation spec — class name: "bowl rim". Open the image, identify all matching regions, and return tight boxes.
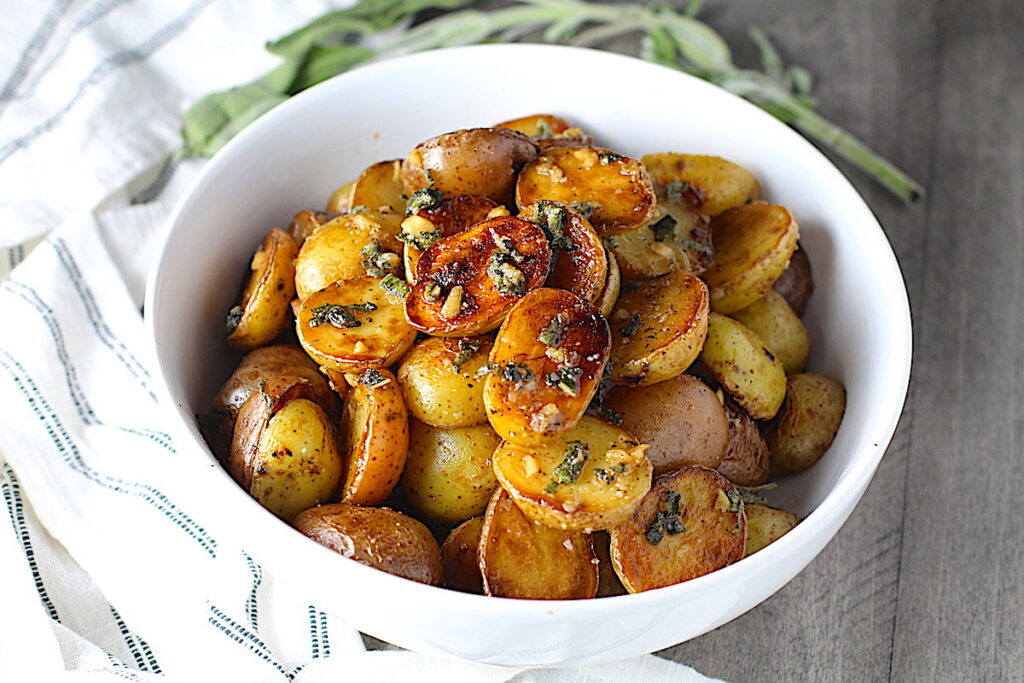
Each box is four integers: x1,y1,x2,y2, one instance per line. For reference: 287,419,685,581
145,43,912,617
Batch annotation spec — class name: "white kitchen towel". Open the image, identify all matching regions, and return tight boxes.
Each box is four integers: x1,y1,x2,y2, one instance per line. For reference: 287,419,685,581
0,1,720,681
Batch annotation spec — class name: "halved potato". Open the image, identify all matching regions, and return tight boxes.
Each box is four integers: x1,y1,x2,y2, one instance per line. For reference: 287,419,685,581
478,488,598,599
773,245,814,316
213,345,336,420
700,313,787,420
596,247,621,317
607,270,709,386
767,373,846,474
641,153,761,216
484,288,610,445
350,159,405,213
294,503,443,585
494,113,592,151
401,127,538,205
731,289,809,374
605,374,729,474
610,190,712,280
288,209,336,246
441,516,485,593
492,416,652,531
325,180,355,214
593,531,627,597
402,194,499,283
519,202,608,304
516,147,657,236
226,228,298,350
405,216,551,337
296,276,417,373
717,395,770,486
610,467,745,592
702,201,800,313
744,504,798,556
401,420,500,525
338,368,408,506
396,336,492,428
294,214,400,300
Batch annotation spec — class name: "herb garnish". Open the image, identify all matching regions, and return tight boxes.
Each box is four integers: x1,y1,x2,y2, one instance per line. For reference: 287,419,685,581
586,376,623,426
500,362,534,388
568,201,598,218
546,365,583,397
397,227,441,250
603,236,619,249
534,119,554,139
544,441,589,494
620,315,642,337
665,180,690,201
598,151,624,164
422,281,442,303
359,368,389,387
594,464,626,484
225,305,243,333
645,490,686,545
536,201,574,250
538,314,567,347
380,274,411,298
361,240,399,277
451,339,481,372
308,302,377,329
649,215,677,242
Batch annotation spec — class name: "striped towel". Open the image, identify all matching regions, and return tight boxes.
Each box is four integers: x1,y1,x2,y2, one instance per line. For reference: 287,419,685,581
0,2,720,681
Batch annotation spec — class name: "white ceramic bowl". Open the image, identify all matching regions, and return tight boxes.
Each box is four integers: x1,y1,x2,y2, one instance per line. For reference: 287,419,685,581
146,44,912,667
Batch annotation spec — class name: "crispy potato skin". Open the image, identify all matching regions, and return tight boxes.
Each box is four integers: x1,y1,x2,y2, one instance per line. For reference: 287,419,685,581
294,504,443,585
767,373,846,474
441,516,485,593
401,128,538,205
339,369,408,506
606,374,729,474
593,530,627,597
213,345,335,419
288,209,336,246
519,203,608,304
700,312,787,420
401,420,500,525
484,288,610,445
227,228,298,350
325,180,355,214
641,153,761,216
732,289,810,374
596,247,621,317
406,216,551,336
397,336,492,428
717,396,770,486
610,467,745,592
773,245,814,316
294,214,399,300
516,147,657,236
403,194,499,284
608,270,709,386
478,488,598,599
744,504,798,556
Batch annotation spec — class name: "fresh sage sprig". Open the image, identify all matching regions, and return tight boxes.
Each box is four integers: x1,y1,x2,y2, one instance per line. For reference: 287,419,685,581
181,0,922,202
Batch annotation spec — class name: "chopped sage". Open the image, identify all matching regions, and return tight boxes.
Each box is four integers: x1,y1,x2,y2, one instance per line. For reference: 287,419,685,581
598,151,624,164
493,235,526,263
536,201,573,250
380,273,411,298
397,227,441,251
452,339,481,372
359,368,389,387
225,305,243,333
594,463,626,484
534,118,554,139
308,302,377,329
538,314,567,347
422,281,442,303
665,180,690,201
726,483,777,514
568,201,597,218
602,236,619,249
586,377,622,426
649,215,677,242
361,240,399,277
645,490,686,545
487,258,526,296
546,365,583,397
544,441,590,493
500,362,534,388
620,315,642,337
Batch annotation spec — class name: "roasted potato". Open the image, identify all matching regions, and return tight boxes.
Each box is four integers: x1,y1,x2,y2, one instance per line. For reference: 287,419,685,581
401,128,538,205
605,374,729,474
516,147,657,236
609,189,712,280
338,368,408,506
401,194,500,284
744,504,798,556
492,416,652,531
593,531,627,597
731,289,809,374
641,153,761,216
767,373,846,474
294,214,400,300
717,395,770,486
596,247,621,317
294,503,443,585
702,201,800,313
225,228,298,350
773,245,814,316
401,420,500,525
495,113,592,152
441,516,485,593
212,345,335,419
484,288,610,445
396,336,492,428
700,313,787,420
610,467,746,592
405,216,551,337
607,270,709,386
519,202,608,304
325,180,355,214
478,488,598,599
288,209,336,246
296,276,417,373
350,160,404,214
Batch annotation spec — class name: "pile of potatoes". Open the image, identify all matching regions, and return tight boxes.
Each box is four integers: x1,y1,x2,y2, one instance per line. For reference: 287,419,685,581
205,114,846,598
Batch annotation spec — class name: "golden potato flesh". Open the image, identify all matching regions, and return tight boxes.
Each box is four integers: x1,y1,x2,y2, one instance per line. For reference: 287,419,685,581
296,276,416,373
702,201,800,313
519,202,608,304
402,194,499,284
294,214,400,300
607,270,709,386
767,373,846,474
294,504,443,585
609,188,712,280
516,147,657,236
641,153,761,216
596,247,621,318
700,313,787,420
401,420,500,525
773,245,814,316
339,368,408,506
405,216,551,337
325,180,355,214
744,504,798,556
401,127,538,205
492,416,653,531
350,159,405,214
484,288,610,446
717,395,770,486
226,228,298,351
441,516,485,593
731,289,810,374
396,336,492,428
610,467,745,592
478,488,598,599
288,209,336,246
605,374,729,474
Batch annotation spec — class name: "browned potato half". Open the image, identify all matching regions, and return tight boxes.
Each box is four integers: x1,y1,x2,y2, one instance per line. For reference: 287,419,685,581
338,368,408,506
610,467,745,592
607,270,709,386
642,153,761,216
401,128,538,205
396,336,492,427
294,503,443,585
731,289,810,374
401,420,500,525
495,113,593,151
717,396,770,486
605,374,729,474
288,209,336,246
744,504,798,556
213,345,335,419
294,214,400,300
773,245,814,316
484,288,610,445
350,160,404,213
478,488,598,599
516,147,657,236
296,276,416,373
610,190,712,280
441,516,485,593
226,228,298,350
596,247,620,317
700,313,787,420
401,194,499,284
519,202,608,304
593,531,627,597
405,216,551,337
767,373,846,474
325,180,355,213
702,201,800,313
492,416,652,531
